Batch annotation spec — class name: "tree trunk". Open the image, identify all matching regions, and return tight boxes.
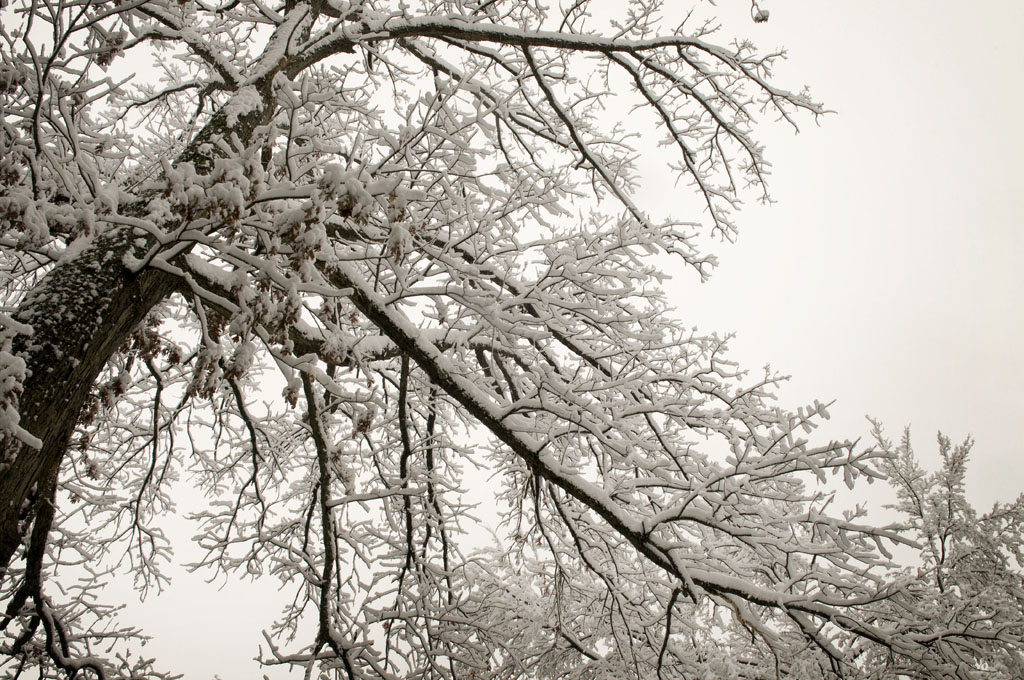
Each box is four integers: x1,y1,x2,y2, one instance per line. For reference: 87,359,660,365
0,85,278,575
0,231,179,574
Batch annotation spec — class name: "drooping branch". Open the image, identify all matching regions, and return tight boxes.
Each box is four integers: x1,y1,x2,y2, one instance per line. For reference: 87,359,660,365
322,258,927,667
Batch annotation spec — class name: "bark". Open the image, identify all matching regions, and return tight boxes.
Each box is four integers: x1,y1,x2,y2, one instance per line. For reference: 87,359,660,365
0,233,179,574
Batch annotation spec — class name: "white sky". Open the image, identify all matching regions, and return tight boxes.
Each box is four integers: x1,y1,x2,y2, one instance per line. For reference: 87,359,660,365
657,0,1024,511
112,2,1024,677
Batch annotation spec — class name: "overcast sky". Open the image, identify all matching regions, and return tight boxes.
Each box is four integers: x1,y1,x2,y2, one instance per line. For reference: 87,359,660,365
656,0,1024,511
122,2,1024,676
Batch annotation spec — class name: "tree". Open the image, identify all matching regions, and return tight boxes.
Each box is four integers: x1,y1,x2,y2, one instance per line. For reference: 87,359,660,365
871,427,1024,679
0,0,1020,678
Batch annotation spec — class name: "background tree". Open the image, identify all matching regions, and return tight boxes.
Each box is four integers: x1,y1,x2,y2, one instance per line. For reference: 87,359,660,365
870,427,1024,679
0,1,1020,678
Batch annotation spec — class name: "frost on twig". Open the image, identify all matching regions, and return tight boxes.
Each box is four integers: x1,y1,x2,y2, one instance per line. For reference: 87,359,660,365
0,313,38,456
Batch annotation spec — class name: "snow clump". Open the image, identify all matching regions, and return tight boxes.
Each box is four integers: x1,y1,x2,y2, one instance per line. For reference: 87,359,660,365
224,85,264,128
